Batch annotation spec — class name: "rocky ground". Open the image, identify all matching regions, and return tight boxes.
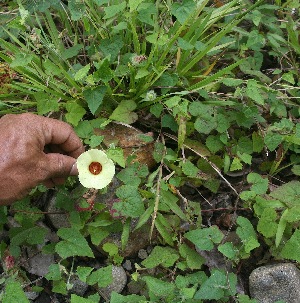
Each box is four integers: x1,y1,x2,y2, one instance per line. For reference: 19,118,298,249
1,180,299,303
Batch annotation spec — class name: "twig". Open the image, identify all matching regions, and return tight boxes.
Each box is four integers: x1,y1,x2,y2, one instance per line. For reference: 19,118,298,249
150,134,166,241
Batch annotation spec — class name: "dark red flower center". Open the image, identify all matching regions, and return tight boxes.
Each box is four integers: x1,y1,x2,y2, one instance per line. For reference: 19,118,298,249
89,162,102,175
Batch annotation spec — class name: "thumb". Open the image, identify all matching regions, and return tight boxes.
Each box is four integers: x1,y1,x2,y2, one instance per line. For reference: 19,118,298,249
43,153,78,178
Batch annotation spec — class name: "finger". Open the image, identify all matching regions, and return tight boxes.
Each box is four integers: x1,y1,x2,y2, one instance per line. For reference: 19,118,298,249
43,177,66,188
42,153,77,179
41,117,84,158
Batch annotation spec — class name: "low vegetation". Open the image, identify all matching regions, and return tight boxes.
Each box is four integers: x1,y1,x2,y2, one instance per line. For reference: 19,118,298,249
0,0,300,302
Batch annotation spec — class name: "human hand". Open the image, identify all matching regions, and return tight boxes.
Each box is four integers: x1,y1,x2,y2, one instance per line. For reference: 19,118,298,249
0,113,84,205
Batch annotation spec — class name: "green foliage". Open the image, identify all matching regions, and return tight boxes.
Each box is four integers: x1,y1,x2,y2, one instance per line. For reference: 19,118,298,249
55,227,94,259
2,280,30,303
194,269,237,300
1,0,300,301
236,216,260,256
86,265,113,288
141,246,179,268
185,226,224,251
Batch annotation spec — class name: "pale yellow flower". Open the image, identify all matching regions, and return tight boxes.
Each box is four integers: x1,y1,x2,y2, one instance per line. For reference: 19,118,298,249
77,149,115,189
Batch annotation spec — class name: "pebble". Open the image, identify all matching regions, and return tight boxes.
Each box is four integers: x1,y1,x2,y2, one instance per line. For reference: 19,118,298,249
98,265,127,300
26,291,39,301
249,263,300,303
138,249,148,260
123,259,132,271
45,195,70,229
27,248,55,276
69,276,89,296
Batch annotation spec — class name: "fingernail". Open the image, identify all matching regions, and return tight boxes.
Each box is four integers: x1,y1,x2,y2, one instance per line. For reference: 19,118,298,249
70,162,78,176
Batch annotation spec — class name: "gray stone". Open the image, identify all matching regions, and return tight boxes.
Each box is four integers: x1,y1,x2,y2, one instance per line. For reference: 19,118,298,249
21,245,55,277
26,291,39,300
45,195,70,229
99,265,127,300
138,249,148,260
69,276,89,296
123,259,132,271
249,263,300,303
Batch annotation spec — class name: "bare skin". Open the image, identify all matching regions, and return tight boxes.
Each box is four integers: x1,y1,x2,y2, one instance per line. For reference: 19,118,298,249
0,113,84,205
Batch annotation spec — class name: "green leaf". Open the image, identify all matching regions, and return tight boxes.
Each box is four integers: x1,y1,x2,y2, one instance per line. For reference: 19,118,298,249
89,135,104,148
240,190,257,201
160,189,187,221
181,160,199,178
150,103,163,118
171,0,196,24
142,276,175,298
68,1,85,20
83,86,107,115
194,116,217,134
103,242,119,256
35,92,60,115
275,209,288,247
74,64,90,81
103,2,126,19
110,100,138,124
10,53,33,67
269,181,300,208
179,243,205,270
55,227,94,259
98,36,124,62
284,206,300,222
175,272,207,289
115,185,145,217
76,266,93,283
185,226,224,251
10,226,47,248
237,294,258,303
162,114,178,132
264,132,283,151
252,131,264,153
237,136,253,154
45,264,62,281
189,102,213,117
141,246,179,268
281,229,300,262
155,213,174,246
88,227,109,246
117,162,148,186
61,44,83,60
2,280,30,303
87,265,113,287
135,68,149,79
236,216,260,253
129,0,144,12
195,270,237,300
247,172,268,195
230,157,243,171
206,135,224,153
121,218,130,250
238,152,252,165
222,78,244,87
106,147,126,168
110,292,147,303
93,57,114,82
65,102,86,126
218,242,239,260
52,279,67,294
71,294,95,303
246,79,264,105
257,208,277,238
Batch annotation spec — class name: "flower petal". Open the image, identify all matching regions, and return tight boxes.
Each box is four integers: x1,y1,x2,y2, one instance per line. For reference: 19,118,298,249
77,149,115,189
